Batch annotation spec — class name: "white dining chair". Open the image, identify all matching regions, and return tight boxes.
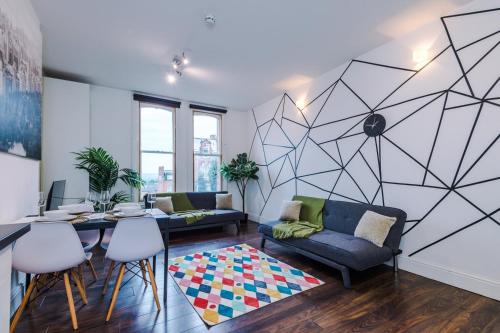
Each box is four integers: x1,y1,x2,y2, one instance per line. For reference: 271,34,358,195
77,230,100,281
102,217,164,322
10,222,88,332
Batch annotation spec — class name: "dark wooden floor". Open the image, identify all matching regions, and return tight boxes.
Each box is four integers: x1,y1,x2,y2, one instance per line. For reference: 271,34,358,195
14,222,500,333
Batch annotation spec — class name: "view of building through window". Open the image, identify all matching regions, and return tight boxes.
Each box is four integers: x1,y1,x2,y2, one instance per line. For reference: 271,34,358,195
140,103,175,195
193,111,221,192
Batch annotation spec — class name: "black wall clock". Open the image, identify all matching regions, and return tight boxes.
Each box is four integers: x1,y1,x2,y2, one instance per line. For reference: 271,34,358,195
363,114,386,137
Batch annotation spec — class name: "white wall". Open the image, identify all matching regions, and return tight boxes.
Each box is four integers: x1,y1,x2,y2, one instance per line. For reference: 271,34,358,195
42,78,248,208
42,78,90,201
247,0,500,300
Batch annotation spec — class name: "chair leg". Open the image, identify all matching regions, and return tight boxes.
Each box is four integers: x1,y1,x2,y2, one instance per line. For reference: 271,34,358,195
10,274,37,333
28,274,45,312
102,260,115,296
78,265,85,287
87,259,98,281
71,269,88,304
106,263,126,322
139,260,148,288
146,259,161,311
63,272,78,330
260,236,266,248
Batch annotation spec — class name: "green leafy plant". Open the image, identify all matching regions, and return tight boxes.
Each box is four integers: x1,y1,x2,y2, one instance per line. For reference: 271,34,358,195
74,147,144,208
220,153,259,213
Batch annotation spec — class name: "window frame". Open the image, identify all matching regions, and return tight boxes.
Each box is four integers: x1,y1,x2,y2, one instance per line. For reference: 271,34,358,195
139,101,176,195
192,109,223,192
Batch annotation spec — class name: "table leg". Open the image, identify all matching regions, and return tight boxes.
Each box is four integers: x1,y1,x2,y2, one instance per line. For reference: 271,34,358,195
25,273,31,293
163,228,169,303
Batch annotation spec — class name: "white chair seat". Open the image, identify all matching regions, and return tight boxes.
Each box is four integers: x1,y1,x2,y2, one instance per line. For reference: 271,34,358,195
13,222,87,274
105,217,164,263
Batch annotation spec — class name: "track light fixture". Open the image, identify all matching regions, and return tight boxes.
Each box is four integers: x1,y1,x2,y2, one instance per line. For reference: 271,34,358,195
167,52,189,84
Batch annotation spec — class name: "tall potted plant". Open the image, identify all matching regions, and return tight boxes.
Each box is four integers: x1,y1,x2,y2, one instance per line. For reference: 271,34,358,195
220,153,259,218
74,147,144,208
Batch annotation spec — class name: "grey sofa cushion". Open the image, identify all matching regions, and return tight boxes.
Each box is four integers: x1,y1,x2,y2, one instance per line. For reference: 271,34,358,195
323,200,406,251
169,209,244,229
186,191,228,210
259,220,393,271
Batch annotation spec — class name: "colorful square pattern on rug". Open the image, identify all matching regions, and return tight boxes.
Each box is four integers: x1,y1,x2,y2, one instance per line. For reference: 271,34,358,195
168,243,324,326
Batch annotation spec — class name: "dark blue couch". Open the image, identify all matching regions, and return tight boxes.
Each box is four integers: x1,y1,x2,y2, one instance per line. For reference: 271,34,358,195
258,200,406,288
145,191,245,234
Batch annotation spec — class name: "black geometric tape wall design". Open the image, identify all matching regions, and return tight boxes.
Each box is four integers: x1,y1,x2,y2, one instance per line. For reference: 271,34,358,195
249,8,500,257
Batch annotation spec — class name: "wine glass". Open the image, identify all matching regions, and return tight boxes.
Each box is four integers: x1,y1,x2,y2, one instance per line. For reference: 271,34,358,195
147,192,157,214
85,192,96,211
100,190,111,217
37,192,46,217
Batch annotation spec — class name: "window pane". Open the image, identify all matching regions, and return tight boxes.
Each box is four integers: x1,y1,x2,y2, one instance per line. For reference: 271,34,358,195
194,155,221,192
141,152,174,193
193,114,220,154
141,106,174,152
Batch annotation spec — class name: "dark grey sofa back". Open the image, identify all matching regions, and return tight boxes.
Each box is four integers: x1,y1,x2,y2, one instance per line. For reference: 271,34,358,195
323,200,406,251
144,191,228,210
186,191,227,209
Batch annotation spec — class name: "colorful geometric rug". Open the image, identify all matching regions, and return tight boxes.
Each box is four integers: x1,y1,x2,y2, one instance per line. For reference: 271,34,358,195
168,243,324,326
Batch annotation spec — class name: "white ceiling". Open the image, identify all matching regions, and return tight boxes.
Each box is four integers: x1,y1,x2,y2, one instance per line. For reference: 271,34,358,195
31,0,473,110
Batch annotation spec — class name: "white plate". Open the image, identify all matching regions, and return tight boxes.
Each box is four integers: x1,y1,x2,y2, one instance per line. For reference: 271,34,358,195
113,211,147,218
35,214,78,222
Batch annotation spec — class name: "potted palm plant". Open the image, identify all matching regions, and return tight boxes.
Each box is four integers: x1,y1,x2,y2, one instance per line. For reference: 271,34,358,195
220,153,259,220
74,147,144,209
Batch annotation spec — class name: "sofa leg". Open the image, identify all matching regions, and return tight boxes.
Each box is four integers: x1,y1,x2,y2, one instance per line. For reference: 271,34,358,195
340,267,351,289
236,221,241,235
260,237,266,249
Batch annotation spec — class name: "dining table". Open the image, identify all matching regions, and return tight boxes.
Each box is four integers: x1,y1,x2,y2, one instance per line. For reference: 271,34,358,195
22,208,170,303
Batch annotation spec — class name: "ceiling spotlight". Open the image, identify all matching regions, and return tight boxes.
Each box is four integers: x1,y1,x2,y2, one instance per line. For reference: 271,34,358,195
204,14,216,26
172,63,178,70
183,57,189,65
167,73,176,84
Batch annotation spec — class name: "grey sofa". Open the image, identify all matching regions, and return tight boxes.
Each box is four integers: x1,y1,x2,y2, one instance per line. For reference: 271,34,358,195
258,199,406,288
145,191,245,234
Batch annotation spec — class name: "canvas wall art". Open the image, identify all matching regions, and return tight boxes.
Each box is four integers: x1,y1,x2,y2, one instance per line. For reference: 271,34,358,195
0,1,42,160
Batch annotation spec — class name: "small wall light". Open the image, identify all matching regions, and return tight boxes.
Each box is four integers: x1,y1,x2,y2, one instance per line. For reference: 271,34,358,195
166,73,177,84
296,98,306,110
413,48,429,67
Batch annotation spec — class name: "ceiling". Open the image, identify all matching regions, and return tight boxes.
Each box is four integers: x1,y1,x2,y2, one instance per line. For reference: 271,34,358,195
31,0,473,110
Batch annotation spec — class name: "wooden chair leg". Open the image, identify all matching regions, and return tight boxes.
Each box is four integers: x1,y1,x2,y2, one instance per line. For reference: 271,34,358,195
28,274,44,312
78,264,85,287
10,274,37,333
106,263,126,322
102,260,115,296
71,270,88,304
63,272,78,330
139,260,148,287
146,260,161,311
87,259,98,281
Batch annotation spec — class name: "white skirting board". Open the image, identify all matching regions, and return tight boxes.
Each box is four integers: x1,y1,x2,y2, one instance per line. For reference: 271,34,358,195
398,256,500,301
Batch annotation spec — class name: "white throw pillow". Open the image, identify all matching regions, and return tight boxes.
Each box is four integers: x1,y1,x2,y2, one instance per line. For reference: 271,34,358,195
279,200,302,221
216,193,233,210
354,210,397,247
156,197,174,214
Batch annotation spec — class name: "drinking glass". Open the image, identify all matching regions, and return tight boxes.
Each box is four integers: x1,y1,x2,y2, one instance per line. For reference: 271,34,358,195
85,192,96,211
100,190,111,216
147,193,157,214
37,192,46,217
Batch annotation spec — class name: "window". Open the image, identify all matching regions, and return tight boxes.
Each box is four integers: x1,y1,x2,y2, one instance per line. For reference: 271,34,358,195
140,103,175,195
193,111,222,192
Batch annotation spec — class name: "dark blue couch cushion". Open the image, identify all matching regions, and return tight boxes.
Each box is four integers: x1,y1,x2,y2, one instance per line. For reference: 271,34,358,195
259,220,393,271
323,200,406,251
170,209,244,229
186,191,228,210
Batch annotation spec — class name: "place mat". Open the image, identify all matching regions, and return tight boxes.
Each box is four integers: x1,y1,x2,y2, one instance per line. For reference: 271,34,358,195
168,243,324,326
